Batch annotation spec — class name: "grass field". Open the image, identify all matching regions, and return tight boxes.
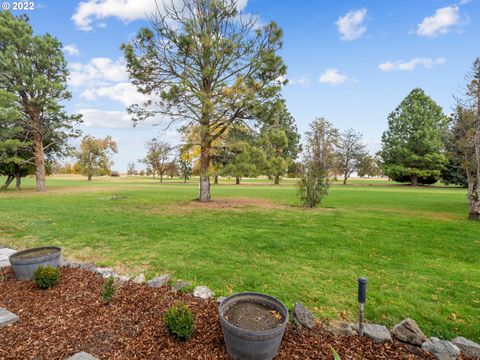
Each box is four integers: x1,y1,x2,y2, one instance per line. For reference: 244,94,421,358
0,175,479,341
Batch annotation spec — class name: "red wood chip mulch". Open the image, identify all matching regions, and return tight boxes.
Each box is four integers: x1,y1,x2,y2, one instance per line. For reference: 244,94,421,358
0,267,448,359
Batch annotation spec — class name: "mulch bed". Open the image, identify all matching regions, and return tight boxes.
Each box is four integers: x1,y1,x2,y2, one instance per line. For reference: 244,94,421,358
0,267,450,359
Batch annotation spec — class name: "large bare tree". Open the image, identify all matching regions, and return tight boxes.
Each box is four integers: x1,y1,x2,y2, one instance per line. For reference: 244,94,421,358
122,0,286,201
337,128,367,185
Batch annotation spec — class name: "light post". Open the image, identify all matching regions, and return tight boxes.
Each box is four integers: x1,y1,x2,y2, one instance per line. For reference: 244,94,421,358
358,277,367,336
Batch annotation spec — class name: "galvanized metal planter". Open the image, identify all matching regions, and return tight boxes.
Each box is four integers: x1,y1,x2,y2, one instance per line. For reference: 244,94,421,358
219,292,288,360
9,246,62,280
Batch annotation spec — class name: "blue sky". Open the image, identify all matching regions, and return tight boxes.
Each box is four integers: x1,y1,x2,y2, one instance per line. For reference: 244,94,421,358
10,0,480,171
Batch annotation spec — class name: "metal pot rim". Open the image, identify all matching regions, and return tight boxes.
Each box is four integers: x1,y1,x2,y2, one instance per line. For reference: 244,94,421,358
219,292,289,335
9,246,61,265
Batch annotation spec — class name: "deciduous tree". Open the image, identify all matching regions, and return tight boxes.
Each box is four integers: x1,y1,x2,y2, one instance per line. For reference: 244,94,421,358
177,146,193,183
141,138,173,182
337,128,367,185
122,0,286,201
127,162,138,176
357,154,382,178
76,135,118,181
298,118,338,207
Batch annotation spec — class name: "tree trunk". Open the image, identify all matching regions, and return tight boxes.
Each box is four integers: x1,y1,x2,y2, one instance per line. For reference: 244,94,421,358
343,173,348,185
160,173,163,183
184,174,187,183
214,175,218,184
15,174,21,191
87,174,92,181
469,114,480,220
411,174,418,187
274,175,280,185
1,175,14,190
33,129,46,192
199,145,211,201
235,176,240,185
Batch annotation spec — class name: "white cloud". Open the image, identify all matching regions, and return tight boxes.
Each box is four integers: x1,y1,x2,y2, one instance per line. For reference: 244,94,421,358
288,75,311,86
63,44,80,56
417,6,460,37
335,8,367,41
72,0,248,31
378,57,446,72
319,68,349,85
79,108,134,128
81,82,147,106
69,57,128,87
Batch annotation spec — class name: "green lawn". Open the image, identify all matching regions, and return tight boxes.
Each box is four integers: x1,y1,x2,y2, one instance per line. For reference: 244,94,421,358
0,175,479,341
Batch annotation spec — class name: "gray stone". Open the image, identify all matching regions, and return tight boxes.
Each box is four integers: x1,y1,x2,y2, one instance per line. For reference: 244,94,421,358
193,286,214,299
92,267,117,279
132,274,146,284
170,280,192,293
79,262,97,271
147,274,170,288
422,338,460,360
325,320,356,337
451,336,480,358
0,248,16,268
217,296,227,304
391,317,427,346
117,275,130,282
67,352,99,360
0,307,19,328
363,324,392,343
62,260,81,269
292,302,317,329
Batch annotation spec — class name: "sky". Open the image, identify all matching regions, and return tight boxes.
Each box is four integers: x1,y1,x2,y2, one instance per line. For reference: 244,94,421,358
7,0,480,171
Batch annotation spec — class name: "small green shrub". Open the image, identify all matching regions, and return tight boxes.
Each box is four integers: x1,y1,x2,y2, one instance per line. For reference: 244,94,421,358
33,265,60,289
101,276,117,304
163,302,194,341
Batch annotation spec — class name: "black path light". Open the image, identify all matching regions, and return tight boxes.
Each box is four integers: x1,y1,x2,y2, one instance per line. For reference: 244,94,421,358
357,277,367,336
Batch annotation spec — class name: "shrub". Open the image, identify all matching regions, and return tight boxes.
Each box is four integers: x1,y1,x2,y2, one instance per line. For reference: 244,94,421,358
33,265,60,289
298,164,330,208
163,302,194,341
101,276,117,304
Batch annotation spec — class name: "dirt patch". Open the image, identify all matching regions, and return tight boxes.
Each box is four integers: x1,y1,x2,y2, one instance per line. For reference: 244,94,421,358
0,266,448,359
150,197,289,216
190,197,285,209
224,301,284,331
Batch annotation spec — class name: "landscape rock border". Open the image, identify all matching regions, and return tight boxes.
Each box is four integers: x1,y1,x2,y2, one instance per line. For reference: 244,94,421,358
42,257,480,359
3,250,480,360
